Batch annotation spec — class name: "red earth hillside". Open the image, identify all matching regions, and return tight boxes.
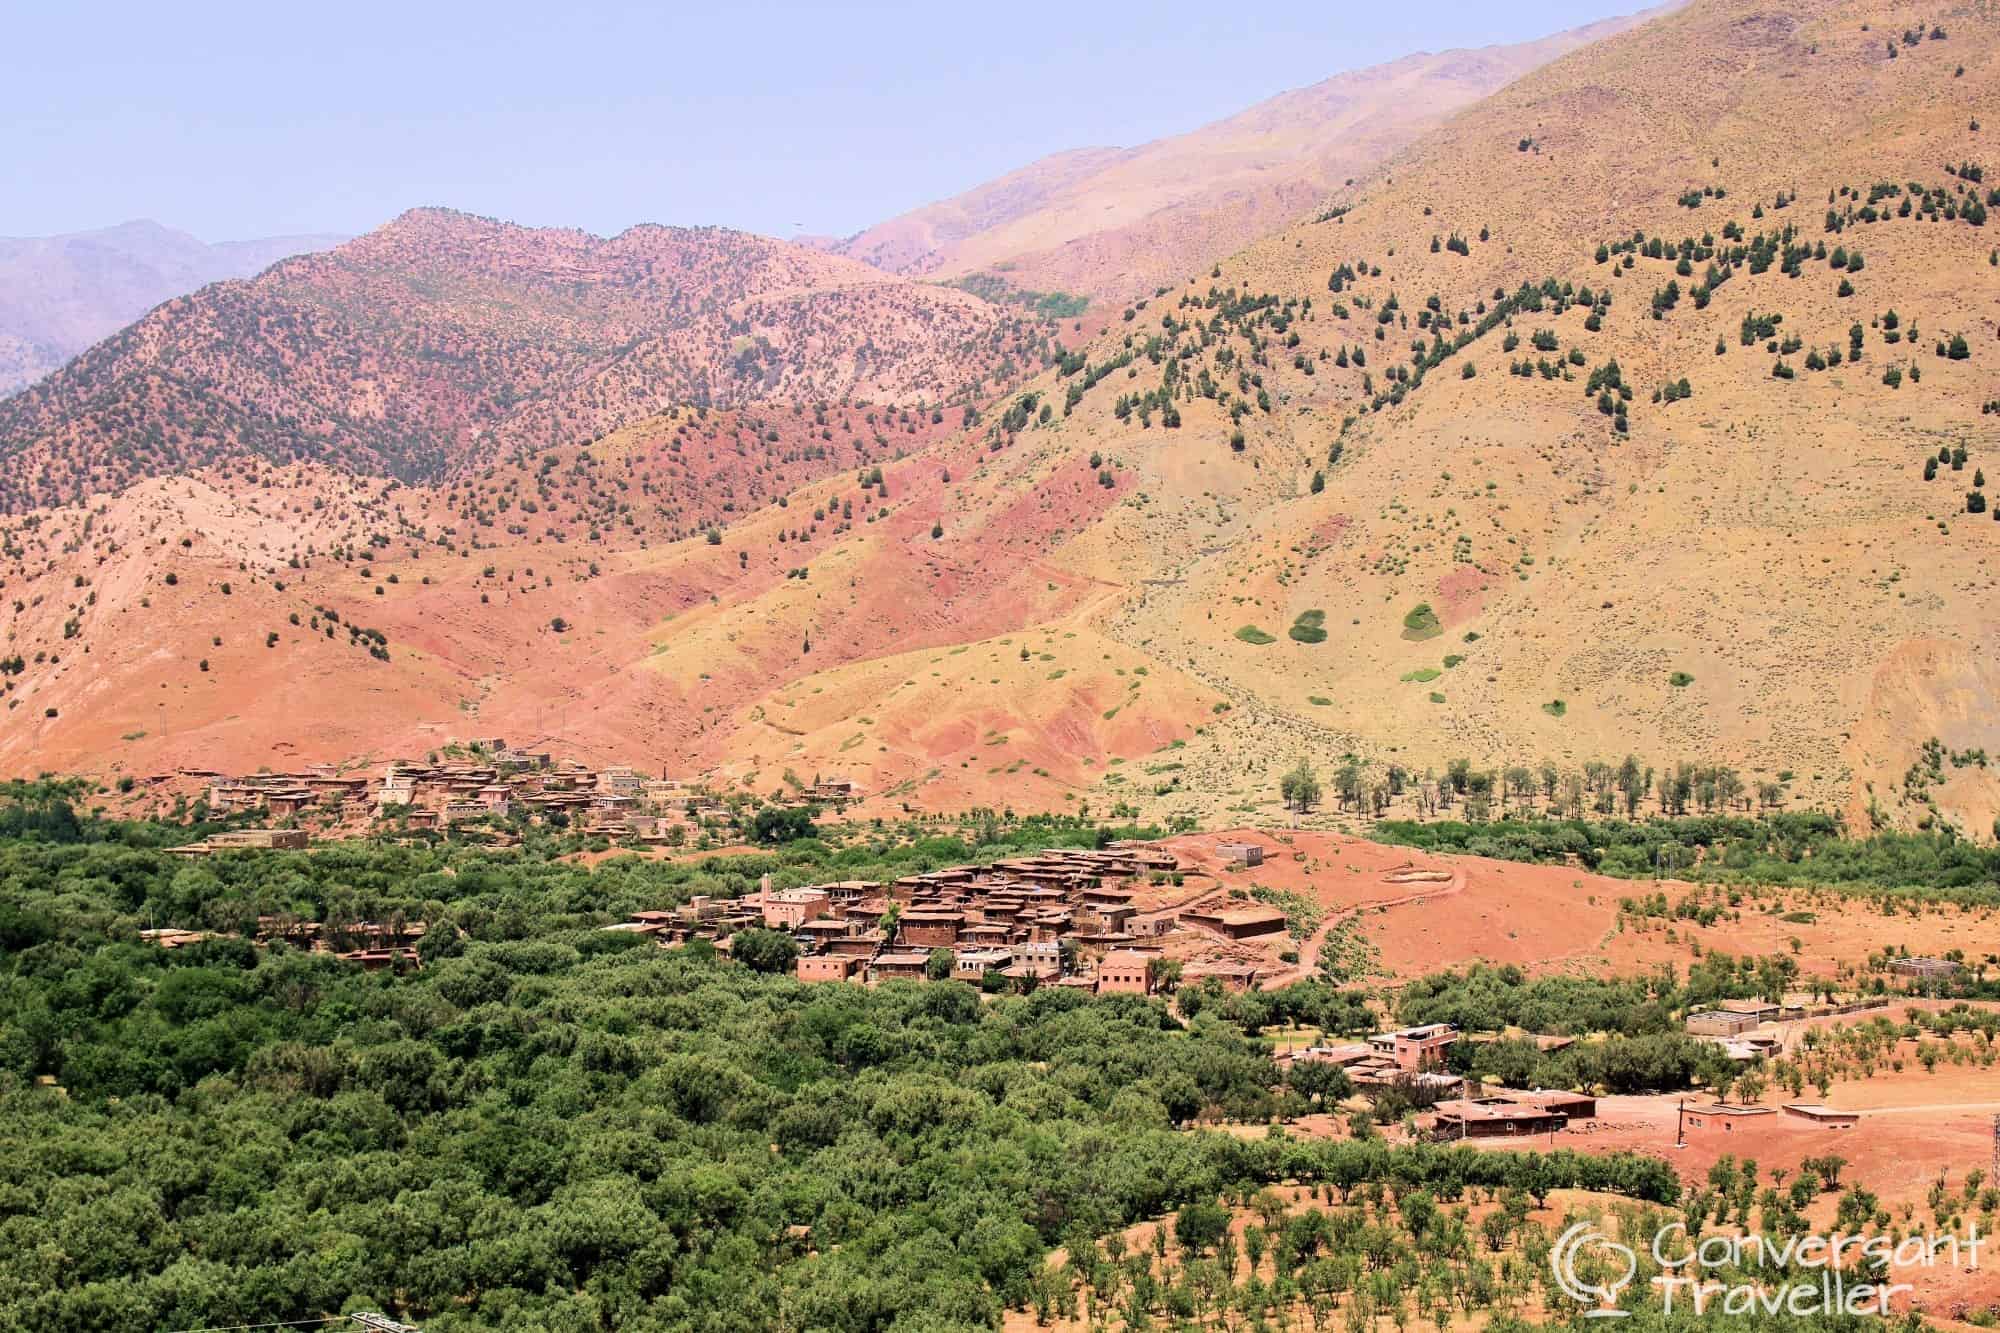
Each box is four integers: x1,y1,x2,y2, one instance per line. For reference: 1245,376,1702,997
0,208,1053,513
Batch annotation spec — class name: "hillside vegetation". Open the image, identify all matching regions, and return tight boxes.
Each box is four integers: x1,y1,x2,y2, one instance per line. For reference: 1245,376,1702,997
0,209,1053,512
0,221,346,396
0,794,1693,1330
715,0,2000,835
5,0,1998,844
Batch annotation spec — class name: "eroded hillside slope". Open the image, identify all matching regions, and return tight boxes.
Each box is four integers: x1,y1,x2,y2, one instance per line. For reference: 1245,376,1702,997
703,0,2000,832
5,0,1997,840
0,209,1049,512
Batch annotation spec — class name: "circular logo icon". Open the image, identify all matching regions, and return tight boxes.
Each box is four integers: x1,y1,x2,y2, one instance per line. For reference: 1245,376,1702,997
1551,1220,1637,1318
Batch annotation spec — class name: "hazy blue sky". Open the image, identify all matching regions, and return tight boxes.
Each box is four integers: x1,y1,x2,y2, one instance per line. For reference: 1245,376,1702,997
7,0,1633,243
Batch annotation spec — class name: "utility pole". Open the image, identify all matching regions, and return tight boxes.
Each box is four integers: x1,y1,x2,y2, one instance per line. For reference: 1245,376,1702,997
1675,1098,1687,1149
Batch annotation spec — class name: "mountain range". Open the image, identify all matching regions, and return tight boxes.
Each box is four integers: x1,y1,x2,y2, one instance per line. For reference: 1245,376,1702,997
0,7,1654,410
830,6,1669,301
2,0,1996,845
0,220,345,396
0,208,1046,512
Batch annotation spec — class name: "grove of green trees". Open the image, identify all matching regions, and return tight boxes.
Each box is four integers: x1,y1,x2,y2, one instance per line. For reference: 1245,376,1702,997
0,786,1695,1331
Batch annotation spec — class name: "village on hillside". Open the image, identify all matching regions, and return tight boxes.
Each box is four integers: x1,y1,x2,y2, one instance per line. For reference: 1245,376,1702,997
135,741,1989,1163
153,737,856,851
141,742,1309,993
604,839,1289,991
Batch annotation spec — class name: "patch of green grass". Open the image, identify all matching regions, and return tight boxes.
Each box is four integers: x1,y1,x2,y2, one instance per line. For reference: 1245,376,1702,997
1288,609,1328,644
1307,695,1333,706
1235,625,1276,645
1669,671,1695,687
1428,692,1446,704
1400,667,1441,684
1542,699,1567,717
1402,602,1443,641
1443,654,1464,669
1249,885,1325,941
948,272,1090,319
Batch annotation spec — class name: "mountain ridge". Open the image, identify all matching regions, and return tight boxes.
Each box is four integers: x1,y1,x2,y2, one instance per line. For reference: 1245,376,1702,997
832,6,1674,300
658,0,2000,835
0,219,347,396
6,0,1997,846
0,207,1052,511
